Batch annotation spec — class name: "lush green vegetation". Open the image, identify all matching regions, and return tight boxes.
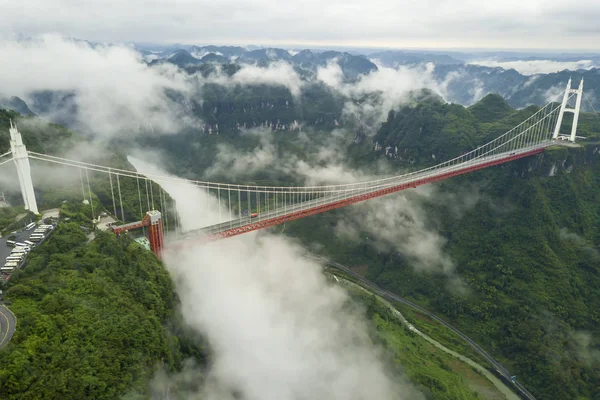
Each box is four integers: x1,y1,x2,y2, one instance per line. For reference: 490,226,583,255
0,223,204,399
0,109,175,227
0,206,22,233
344,279,507,400
188,81,344,137
392,302,493,370
0,109,79,156
146,92,600,399
0,206,37,235
4,85,600,399
283,100,600,399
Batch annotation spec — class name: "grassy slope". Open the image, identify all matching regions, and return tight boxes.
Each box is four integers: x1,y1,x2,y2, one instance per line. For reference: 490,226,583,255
344,279,506,400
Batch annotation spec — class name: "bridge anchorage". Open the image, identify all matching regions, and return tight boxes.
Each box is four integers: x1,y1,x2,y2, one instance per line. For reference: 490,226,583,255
0,79,588,259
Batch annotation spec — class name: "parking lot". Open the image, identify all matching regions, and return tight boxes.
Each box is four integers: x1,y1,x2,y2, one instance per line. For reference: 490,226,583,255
1,220,56,284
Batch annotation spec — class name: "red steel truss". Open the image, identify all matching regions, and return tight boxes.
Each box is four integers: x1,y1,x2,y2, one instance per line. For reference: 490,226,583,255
168,148,544,251
111,211,165,259
111,215,149,234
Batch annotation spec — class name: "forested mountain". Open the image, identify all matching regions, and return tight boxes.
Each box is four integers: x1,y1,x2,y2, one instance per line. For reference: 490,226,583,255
2,41,599,142
145,94,600,399
0,227,205,399
139,43,600,109
148,45,378,78
431,65,600,108
0,108,516,399
2,52,600,397
0,97,35,116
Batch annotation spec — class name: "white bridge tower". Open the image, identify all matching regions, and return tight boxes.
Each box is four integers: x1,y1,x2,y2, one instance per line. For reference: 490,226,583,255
552,78,584,142
9,121,39,214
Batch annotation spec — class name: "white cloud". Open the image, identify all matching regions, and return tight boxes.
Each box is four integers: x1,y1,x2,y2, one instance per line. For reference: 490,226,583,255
204,128,280,180
198,126,469,284
570,331,600,365
128,155,224,231
0,34,193,137
165,235,421,400
436,68,486,104
334,186,470,292
208,61,303,98
470,59,598,75
190,50,223,59
316,62,448,132
542,84,567,103
0,161,21,194
204,127,387,185
0,35,313,139
132,159,423,400
317,60,345,88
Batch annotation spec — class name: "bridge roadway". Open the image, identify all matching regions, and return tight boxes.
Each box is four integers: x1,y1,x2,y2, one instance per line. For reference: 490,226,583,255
174,142,552,243
315,255,537,400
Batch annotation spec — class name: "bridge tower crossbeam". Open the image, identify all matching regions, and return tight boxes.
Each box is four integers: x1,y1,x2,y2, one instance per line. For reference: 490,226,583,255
552,78,584,142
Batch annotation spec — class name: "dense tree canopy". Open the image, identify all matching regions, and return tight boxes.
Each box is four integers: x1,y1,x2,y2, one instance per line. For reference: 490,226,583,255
283,101,600,399
0,224,203,399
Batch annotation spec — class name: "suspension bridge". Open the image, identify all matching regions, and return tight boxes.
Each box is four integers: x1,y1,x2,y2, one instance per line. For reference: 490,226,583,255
0,79,588,259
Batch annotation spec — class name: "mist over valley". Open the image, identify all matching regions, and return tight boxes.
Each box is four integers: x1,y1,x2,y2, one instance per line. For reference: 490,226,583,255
0,5,600,400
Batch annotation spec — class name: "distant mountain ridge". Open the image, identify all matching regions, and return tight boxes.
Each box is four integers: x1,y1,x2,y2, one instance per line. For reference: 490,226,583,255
2,41,599,134
0,96,35,116
141,43,600,109
368,50,464,66
146,45,379,78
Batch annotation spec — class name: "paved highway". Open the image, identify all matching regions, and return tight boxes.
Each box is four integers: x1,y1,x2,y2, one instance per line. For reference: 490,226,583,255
0,304,16,349
312,255,537,400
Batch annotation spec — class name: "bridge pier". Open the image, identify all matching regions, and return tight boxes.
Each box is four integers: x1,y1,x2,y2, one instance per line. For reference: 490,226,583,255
111,210,165,259
146,210,165,259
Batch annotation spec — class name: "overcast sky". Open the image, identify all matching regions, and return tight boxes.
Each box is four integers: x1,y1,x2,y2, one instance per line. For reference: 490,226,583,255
1,0,599,50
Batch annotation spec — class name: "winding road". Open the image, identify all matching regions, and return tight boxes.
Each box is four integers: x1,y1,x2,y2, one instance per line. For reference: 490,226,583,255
0,304,16,349
311,255,537,400
340,277,520,400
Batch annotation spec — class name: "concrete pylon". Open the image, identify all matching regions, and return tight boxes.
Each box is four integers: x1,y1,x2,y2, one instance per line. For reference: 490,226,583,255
9,121,38,214
569,78,584,142
552,78,584,142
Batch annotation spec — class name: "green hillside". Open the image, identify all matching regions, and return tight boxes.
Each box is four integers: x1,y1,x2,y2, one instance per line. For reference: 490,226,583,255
467,94,514,123
285,119,600,398
146,93,600,399
0,109,174,232
0,224,205,399
0,108,516,398
343,278,508,400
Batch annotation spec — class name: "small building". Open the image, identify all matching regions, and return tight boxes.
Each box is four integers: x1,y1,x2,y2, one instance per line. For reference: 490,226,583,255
134,237,151,251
